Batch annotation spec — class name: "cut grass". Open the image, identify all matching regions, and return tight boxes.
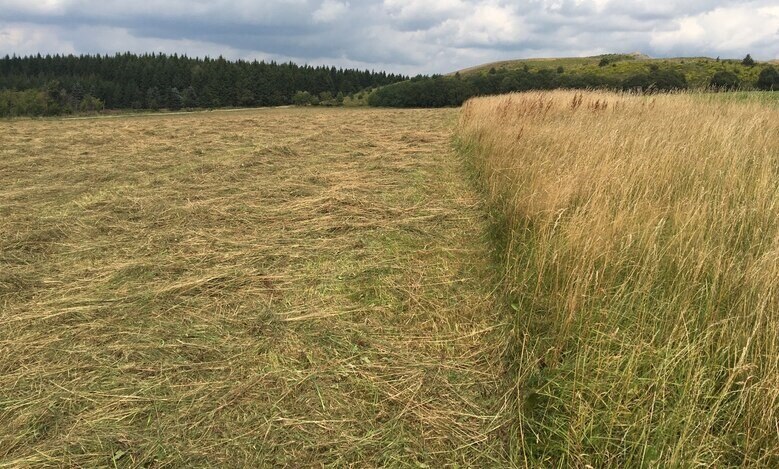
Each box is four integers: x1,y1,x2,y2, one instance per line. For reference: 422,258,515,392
0,108,510,466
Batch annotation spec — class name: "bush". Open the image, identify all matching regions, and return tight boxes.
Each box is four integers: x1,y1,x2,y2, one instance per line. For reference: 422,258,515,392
710,71,740,90
79,95,104,113
368,76,475,107
292,91,313,106
622,73,651,90
742,54,755,67
757,66,779,90
0,87,79,117
500,76,521,93
622,68,687,91
648,69,688,90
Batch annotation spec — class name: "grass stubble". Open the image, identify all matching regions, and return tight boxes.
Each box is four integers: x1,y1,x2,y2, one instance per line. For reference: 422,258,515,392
0,108,510,466
458,91,779,466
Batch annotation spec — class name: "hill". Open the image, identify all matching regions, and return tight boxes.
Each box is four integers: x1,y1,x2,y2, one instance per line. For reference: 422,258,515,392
454,53,649,75
452,53,769,88
369,53,779,108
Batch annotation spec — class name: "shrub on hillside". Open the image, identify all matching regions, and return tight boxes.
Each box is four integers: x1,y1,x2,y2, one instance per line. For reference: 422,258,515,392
622,73,652,90
710,70,741,90
647,69,688,90
757,66,779,90
622,68,687,91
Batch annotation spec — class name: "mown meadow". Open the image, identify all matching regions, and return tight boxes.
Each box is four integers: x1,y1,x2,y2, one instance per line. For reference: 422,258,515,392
0,108,509,466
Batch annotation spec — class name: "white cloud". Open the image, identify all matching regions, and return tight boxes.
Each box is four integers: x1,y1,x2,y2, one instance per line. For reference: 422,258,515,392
312,0,349,23
0,0,69,15
651,4,779,58
443,3,525,46
383,0,468,22
0,22,77,55
0,0,777,74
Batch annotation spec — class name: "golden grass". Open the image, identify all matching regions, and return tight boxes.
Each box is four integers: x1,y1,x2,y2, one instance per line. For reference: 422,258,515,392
458,91,779,466
0,108,510,466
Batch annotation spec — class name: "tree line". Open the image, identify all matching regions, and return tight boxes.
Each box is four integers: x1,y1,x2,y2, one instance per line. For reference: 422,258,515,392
0,53,407,116
368,67,687,107
369,63,779,108
0,81,105,117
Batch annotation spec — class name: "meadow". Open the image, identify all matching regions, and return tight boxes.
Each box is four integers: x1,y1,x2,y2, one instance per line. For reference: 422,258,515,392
458,91,779,466
2,91,779,466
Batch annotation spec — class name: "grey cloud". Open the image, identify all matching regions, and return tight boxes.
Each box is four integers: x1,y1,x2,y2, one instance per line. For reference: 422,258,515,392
0,0,777,74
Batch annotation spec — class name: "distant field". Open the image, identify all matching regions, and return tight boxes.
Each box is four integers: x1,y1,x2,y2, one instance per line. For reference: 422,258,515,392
0,108,509,466
458,91,779,466
699,90,779,105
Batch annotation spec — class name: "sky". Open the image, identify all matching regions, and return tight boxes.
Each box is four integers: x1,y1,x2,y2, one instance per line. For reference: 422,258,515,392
1,0,778,75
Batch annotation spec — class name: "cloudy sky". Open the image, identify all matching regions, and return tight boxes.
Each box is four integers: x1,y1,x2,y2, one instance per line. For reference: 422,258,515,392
1,0,777,74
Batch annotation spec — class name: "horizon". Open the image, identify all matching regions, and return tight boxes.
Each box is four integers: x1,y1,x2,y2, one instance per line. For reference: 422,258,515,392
1,1,778,75
2,50,776,77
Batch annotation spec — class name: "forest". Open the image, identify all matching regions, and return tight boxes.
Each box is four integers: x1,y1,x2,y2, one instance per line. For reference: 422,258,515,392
0,53,407,116
3,53,778,115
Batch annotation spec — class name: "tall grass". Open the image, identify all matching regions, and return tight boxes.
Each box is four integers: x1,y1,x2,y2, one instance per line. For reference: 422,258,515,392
458,91,779,466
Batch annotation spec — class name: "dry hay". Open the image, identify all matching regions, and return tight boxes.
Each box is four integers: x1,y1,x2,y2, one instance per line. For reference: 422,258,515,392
0,108,509,466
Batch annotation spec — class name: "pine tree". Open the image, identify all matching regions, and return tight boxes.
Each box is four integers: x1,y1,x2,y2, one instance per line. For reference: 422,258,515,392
0,53,408,113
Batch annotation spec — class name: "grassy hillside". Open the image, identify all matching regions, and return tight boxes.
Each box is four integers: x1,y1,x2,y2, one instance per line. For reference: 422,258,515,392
369,54,778,108
458,91,779,466
0,108,509,466
455,53,772,88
